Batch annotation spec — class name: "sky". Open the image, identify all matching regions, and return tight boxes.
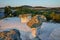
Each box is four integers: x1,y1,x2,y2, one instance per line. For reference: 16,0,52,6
0,0,60,7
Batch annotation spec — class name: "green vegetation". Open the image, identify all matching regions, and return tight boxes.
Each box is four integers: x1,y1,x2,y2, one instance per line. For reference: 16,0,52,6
4,6,13,17
4,6,60,22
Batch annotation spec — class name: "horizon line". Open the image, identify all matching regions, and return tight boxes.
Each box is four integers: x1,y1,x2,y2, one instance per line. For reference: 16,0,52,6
0,5,60,8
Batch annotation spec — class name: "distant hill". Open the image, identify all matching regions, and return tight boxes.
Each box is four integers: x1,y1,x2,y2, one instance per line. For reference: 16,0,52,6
0,7,4,9
20,5,32,8
0,5,60,10
33,6,46,8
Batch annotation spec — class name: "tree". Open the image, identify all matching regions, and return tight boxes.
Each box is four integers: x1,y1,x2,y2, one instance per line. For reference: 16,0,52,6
13,10,22,17
43,11,52,21
4,6,12,17
50,11,60,22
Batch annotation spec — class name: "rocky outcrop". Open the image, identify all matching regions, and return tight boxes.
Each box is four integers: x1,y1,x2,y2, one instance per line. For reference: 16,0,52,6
27,15,46,28
0,29,22,40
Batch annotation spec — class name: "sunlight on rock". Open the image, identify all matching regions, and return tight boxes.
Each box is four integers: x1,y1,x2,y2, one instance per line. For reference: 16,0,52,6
20,17,28,23
31,28,36,37
19,14,31,23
